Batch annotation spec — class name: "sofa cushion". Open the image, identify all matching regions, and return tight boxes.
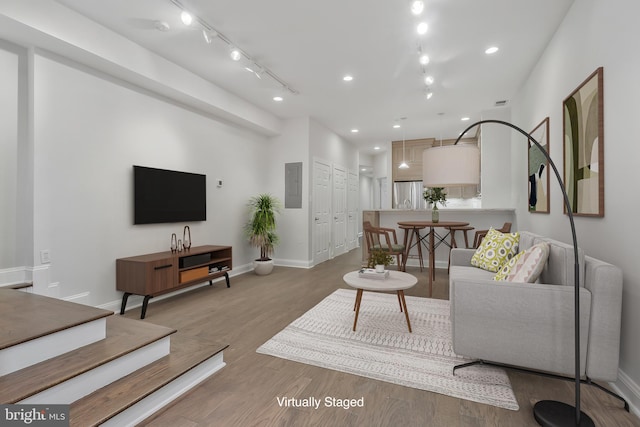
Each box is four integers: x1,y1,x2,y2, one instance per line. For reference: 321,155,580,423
470,228,520,272
494,242,550,282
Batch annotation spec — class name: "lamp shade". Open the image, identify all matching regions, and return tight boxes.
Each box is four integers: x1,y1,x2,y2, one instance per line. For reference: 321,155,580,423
422,145,480,187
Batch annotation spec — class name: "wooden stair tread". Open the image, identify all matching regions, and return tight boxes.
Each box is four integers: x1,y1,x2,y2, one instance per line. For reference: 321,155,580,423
0,316,176,403
2,282,33,290
0,289,113,349
69,335,228,426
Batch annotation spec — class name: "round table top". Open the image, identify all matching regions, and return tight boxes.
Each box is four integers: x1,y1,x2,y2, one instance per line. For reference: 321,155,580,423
343,270,418,291
397,220,469,228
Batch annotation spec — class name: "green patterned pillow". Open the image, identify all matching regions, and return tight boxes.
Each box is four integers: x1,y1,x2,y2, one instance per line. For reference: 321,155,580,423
471,228,520,272
493,251,524,281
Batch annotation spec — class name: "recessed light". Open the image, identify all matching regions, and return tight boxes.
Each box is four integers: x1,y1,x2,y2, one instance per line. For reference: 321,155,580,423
485,46,499,54
273,96,283,102
419,54,430,65
424,75,434,85
180,11,193,26
343,75,353,82
417,22,428,35
351,129,359,133
374,146,381,150
461,117,470,121
411,1,425,15
393,124,401,129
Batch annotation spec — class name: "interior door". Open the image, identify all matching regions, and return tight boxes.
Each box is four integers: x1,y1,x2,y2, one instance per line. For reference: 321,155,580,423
332,165,347,257
347,170,359,250
313,159,331,265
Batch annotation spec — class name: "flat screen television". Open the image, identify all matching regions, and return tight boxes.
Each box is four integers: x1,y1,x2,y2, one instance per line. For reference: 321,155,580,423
134,165,206,224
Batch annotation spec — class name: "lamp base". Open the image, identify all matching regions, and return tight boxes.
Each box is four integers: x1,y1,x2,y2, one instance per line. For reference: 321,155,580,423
533,400,594,427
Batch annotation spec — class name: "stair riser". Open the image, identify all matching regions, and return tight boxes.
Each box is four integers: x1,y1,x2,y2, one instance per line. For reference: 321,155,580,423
100,352,226,427
19,337,171,404
0,318,107,376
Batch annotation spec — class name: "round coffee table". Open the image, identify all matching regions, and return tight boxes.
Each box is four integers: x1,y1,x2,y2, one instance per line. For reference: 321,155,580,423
343,270,418,332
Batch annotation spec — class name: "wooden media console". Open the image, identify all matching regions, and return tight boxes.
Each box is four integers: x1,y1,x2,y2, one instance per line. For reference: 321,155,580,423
116,245,232,319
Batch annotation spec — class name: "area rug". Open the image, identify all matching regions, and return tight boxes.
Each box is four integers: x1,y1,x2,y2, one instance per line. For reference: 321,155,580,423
257,288,519,410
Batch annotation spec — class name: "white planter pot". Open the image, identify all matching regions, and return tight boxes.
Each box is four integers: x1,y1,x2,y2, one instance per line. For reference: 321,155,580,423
375,264,385,273
253,259,274,276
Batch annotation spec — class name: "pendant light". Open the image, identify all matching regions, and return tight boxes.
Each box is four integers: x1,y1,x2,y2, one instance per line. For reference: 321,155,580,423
399,118,409,169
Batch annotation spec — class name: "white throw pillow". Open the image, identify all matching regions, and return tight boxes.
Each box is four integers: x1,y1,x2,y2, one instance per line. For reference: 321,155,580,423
493,242,550,283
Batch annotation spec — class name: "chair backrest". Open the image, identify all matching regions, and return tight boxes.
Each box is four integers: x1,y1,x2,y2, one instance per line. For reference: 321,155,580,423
498,222,512,233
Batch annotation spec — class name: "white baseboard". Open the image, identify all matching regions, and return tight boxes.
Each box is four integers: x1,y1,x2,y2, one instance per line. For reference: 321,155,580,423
0,266,28,286
63,292,91,305
274,258,313,269
612,368,640,418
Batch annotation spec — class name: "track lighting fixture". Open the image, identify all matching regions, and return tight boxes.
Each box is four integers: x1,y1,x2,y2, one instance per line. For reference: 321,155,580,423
417,22,428,35
180,11,193,26
169,0,298,95
424,75,434,85
229,47,242,61
410,1,425,16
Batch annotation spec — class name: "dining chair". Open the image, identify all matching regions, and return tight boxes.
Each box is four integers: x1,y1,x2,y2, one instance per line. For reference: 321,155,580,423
363,221,406,271
472,222,512,248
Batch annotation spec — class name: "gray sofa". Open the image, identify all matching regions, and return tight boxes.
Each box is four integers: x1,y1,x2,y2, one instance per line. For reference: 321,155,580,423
449,231,623,382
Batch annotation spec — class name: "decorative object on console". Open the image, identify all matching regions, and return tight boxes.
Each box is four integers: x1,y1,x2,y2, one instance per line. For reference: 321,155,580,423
423,187,446,223
245,194,281,276
423,118,594,426
528,117,550,213
563,67,604,217
367,249,394,273
470,228,520,273
183,225,192,250
170,233,178,252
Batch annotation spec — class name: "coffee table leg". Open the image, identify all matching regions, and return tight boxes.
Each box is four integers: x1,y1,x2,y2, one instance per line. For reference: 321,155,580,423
398,290,412,333
397,292,403,312
353,289,364,331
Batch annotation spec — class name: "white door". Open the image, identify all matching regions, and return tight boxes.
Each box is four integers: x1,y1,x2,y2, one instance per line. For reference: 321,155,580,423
313,160,331,264
347,170,359,250
332,166,347,257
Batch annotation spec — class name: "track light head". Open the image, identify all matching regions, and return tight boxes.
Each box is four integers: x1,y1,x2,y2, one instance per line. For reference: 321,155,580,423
180,11,193,26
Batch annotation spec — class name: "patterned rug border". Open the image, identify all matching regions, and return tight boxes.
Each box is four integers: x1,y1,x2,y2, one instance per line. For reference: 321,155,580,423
257,288,519,411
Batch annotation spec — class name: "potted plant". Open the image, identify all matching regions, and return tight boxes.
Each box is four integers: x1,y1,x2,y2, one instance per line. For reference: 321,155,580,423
245,194,281,275
367,249,394,273
423,187,447,223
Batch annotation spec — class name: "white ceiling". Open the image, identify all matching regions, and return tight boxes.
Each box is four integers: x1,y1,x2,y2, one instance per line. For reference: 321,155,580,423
56,0,574,155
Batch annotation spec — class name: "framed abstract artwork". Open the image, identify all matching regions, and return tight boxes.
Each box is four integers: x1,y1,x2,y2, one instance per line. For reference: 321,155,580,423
528,117,550,213
563,67,604,217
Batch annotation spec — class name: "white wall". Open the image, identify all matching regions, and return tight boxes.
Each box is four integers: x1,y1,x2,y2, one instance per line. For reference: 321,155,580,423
30,53,271,305
0,43,19,269
309,118,358,172
480,107,513,208
267,117,311,267
511,0,640,411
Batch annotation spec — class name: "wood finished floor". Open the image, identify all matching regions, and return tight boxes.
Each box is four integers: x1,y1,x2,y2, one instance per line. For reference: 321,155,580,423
128,249,639,427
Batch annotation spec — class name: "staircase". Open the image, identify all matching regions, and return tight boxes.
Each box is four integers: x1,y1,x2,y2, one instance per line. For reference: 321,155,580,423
0,289,227,426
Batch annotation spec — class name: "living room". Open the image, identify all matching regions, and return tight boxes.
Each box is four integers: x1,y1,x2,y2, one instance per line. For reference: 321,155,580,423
1,0,639,425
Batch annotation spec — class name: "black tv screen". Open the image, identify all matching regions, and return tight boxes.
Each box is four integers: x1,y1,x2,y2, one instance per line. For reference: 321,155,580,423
134,165,206,224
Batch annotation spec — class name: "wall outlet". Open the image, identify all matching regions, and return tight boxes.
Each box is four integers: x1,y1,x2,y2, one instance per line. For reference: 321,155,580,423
40,249,51,264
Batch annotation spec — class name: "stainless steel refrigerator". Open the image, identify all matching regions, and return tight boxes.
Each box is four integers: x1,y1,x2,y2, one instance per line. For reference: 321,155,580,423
393,181,427,210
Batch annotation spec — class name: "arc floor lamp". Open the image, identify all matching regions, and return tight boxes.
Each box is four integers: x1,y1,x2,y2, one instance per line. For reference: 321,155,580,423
422,119,591,426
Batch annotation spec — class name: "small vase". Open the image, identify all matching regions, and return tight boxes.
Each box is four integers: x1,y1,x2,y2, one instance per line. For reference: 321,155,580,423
432,206,439,223
170,233,178,252
375,264,385,273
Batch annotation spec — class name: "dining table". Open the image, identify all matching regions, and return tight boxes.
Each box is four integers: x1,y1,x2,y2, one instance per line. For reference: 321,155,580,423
397,220,470,297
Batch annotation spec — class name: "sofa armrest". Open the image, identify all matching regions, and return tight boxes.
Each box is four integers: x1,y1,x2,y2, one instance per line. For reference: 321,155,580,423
583,257,623,381
450,248,475,267
451,278,591,377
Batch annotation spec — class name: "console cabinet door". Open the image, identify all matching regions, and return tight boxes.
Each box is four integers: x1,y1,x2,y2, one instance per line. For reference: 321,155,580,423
146,259,177,294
